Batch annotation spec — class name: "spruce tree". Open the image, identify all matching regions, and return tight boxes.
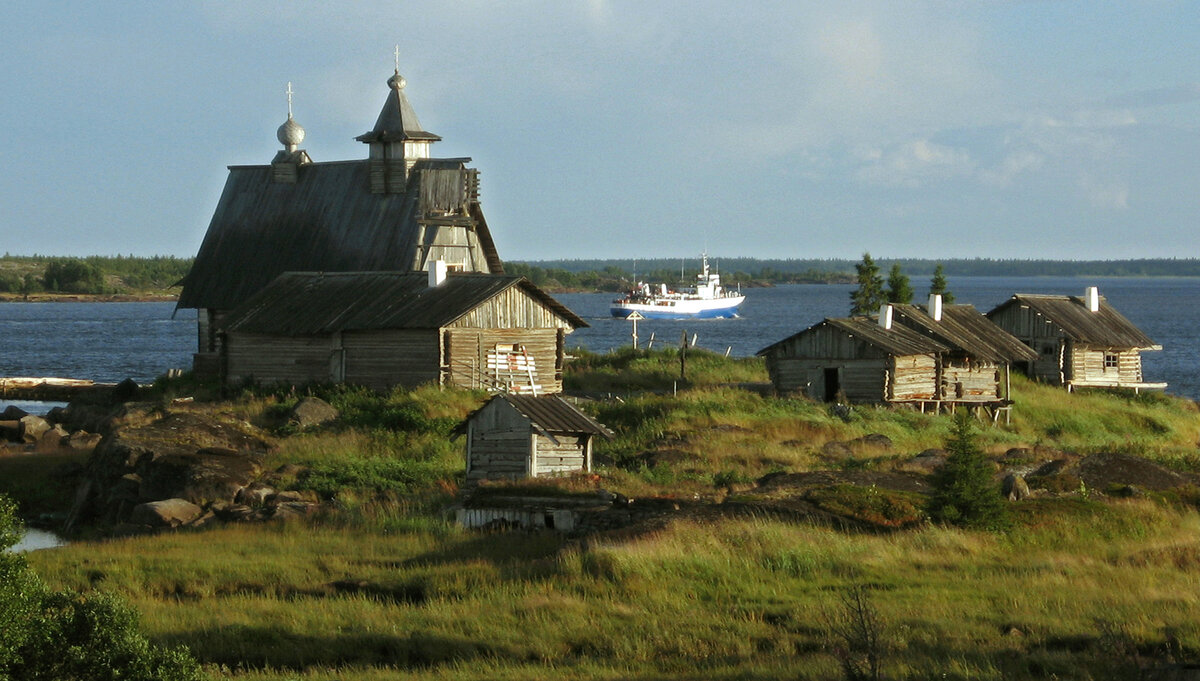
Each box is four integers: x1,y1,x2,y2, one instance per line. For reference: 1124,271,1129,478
850,252,886,316
929,263,955,304
885,263,913,304
927,410,1011,531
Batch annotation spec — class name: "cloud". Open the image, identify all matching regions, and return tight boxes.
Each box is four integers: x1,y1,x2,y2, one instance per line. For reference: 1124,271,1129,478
1103,83,1200,109
1079,176,1130,210
856,139,975,187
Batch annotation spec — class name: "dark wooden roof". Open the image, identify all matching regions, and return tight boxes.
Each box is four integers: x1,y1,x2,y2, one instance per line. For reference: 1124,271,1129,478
987,294,1157,348
892,304,1038,363
222,271,586,336
355,75,441,143
758,317,949,358
500,394,614,439
462,394,614,440
176,159,501,311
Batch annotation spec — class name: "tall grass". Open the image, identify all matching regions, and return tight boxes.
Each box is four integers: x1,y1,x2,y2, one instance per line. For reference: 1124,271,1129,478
25,501,1200,679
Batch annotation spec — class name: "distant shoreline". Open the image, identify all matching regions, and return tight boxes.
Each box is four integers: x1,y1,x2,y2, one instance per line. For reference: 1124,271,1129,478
0,293,178,303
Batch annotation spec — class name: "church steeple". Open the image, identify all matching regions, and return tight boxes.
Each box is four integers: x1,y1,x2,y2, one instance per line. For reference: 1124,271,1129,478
356,51,441,193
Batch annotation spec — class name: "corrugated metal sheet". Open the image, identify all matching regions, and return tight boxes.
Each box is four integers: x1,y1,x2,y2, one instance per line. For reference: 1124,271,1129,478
494,394,614,439
987,294,1156,348
758,317,948,358
177,159,501,311
222,272,586,336
892,304,1038,363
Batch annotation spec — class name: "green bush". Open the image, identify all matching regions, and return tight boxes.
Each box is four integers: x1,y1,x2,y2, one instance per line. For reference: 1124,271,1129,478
0,495,200,680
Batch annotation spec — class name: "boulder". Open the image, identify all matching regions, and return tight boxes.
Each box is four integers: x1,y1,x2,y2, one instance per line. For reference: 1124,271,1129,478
35,424,70,453
271,501,318,521
820,441,854,461
235,482,276,507
19,415,51,443
1002,473,1031,501
0,405,29,421
853,433,893,451
111,378,141,403
80,410,272,526
66,430,103,451
898,448,947,474
129,498,203,528
137,447,264,507
288,397,339,429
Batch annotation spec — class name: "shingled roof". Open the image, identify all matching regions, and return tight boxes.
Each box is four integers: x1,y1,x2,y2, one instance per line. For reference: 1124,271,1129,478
222,271,586,336
495,394,614,439
176,159,501,311
891,304,1038,363
987,294,1157,348
758,316,949,358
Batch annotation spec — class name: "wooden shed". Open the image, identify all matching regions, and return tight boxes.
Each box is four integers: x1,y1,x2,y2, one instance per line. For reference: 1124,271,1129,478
889,297,1038,406
219,269,586,393
177,69,502,376
986,287,1165,392
461,394,614,485
757,312,949,404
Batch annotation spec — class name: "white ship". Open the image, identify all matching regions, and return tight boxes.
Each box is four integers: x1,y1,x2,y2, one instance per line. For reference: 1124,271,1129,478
610,254,744,319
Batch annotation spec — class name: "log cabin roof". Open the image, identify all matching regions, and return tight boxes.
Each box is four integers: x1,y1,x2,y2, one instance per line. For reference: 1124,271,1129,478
891,304,1038,363
175,158,502,311
986,294,1157,349
222,271,585,336
757,316,949,358
464,394,615,440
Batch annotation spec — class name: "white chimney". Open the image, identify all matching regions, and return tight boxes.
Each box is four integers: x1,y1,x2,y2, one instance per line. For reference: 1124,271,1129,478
1085,286,1100,312
877,304,893,330
428,259,448,287
928,294,943,322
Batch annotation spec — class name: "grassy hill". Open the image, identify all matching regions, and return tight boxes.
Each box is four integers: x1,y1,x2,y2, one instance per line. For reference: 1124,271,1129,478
8,350,1200,679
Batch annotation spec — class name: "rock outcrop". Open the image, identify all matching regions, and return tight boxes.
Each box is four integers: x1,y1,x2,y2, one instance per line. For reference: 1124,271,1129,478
66,406,313,533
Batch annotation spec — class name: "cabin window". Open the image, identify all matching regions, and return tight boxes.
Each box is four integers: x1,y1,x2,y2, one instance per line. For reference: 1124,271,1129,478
1041,344,1056,356
1104,352,1119,370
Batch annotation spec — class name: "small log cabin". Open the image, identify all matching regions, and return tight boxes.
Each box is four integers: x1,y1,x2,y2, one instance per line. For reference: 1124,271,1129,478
986,287,1166,392
176,69,503,377
219,268,586,393
889,296,1038,406
460,394,614,485
757,311,950,404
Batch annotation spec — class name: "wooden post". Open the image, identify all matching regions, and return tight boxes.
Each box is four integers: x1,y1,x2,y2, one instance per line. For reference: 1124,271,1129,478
627,311,644,350
680,329,688,381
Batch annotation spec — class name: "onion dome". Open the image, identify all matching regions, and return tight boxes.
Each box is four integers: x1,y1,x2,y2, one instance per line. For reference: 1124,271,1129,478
277,116,305,150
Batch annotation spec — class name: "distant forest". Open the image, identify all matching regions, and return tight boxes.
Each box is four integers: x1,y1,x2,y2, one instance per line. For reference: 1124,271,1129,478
506,257,1200,292
2,255,1198,297
0,254,192,296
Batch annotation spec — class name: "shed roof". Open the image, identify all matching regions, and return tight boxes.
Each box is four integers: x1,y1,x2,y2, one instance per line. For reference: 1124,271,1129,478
494,394,615,440
757,316,949,358
222,271,586,336
891,304,1038,363
176,159,501,311
987,294,1157,348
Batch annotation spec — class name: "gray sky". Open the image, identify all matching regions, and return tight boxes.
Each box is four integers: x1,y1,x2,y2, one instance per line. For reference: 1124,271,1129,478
3,1,1198,260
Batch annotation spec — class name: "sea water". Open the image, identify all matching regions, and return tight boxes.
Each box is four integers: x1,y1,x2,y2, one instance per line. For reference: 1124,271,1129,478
0,278,1196,398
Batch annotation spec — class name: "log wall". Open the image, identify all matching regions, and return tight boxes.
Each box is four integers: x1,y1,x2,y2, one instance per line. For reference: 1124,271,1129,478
225,333,332,386
466,399,532,483
342,329,441,391
987,304,1065,383
940,361,1002,401
1069,345,1144,386
534,434,589,477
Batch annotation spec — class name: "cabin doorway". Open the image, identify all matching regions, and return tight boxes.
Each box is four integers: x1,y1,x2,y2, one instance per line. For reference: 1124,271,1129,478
823,368,841,402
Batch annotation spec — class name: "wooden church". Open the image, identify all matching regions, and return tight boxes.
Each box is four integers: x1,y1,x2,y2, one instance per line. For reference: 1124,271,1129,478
177,68,504,377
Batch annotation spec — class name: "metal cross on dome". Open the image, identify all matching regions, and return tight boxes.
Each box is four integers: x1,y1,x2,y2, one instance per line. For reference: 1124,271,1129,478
394,44,400,72
285,82,294,118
